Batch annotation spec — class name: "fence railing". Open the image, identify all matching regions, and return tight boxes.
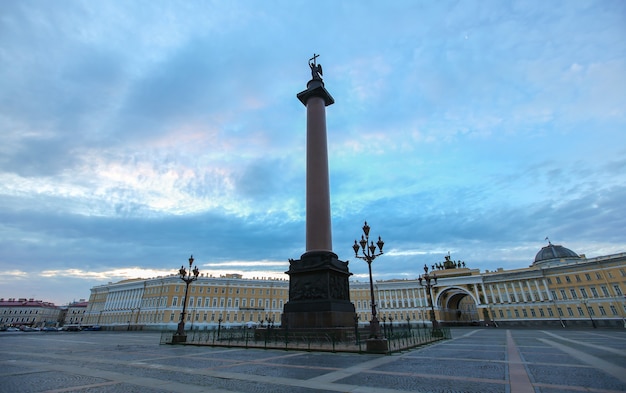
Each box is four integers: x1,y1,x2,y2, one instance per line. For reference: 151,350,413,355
160,325,450,353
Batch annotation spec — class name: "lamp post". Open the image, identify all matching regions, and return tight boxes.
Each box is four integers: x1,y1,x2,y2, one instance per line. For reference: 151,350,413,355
353,221,385,339
581,299,597,328
418,264,440,332
175,255,200,338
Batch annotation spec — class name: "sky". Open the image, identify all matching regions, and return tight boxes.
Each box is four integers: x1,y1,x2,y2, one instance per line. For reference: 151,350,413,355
1,1,625,306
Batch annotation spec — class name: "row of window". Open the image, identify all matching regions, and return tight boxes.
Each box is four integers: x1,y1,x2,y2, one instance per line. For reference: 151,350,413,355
494,303,623,319
156,285,284,296
550,284,623,301
170,296,283,310
547,269,626,285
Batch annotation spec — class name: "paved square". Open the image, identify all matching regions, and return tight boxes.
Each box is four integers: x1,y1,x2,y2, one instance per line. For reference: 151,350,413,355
1,328,625,392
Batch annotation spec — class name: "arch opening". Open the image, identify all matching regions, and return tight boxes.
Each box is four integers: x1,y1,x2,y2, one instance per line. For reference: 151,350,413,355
437,288,479,325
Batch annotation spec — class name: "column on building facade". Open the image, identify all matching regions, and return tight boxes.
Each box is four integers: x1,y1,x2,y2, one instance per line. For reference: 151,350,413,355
473,284,481,305
534,280,544,301
502,283,512,303
488,285,496,304
526,281,536,301
543,279,554,301
495,284,503,304
480,283,488,304
518,281,528,302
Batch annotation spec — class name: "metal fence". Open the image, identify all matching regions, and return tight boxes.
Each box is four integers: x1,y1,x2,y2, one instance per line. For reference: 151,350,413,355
160,325,450,353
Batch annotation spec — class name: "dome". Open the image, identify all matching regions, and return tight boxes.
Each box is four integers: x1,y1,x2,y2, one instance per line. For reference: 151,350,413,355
533,242,580,265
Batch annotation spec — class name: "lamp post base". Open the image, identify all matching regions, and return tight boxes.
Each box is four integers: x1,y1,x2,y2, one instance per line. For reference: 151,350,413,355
365,338,388,353
171,334,187,344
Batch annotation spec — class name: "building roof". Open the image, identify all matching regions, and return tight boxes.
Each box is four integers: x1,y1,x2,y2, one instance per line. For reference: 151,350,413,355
533,242,580,266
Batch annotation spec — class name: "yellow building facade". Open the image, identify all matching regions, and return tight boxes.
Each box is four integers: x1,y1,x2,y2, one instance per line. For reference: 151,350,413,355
85,244,626,329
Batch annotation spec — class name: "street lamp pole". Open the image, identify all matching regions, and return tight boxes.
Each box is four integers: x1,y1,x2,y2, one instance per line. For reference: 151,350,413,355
353,221,385,339
175,255,200,337
418,264,440,332
581,299,597,329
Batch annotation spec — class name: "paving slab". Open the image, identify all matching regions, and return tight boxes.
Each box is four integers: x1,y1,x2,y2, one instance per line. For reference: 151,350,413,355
1,328,625,393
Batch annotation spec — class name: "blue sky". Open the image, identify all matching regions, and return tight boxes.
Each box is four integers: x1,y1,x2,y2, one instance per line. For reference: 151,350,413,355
1,1,625,305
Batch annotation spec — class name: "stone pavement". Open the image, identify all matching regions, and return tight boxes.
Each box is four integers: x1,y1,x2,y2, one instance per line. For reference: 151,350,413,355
1,328,625,392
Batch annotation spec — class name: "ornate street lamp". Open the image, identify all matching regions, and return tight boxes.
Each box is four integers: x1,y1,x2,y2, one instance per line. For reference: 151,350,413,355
353,221,385,339
175,255,200,338
418,264,440,331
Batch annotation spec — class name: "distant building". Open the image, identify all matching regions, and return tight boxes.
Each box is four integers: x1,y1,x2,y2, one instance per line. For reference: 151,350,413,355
0,298,62,328
64,300,89,326
84,243,626,329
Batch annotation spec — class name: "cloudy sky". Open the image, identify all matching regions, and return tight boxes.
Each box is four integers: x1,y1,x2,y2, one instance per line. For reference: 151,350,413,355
1,1,625,306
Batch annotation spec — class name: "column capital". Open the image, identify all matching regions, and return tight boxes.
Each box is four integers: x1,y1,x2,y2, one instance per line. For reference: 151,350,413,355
297,79,335,106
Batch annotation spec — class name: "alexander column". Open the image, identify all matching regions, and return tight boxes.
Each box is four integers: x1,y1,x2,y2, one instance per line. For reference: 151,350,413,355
282,55,355,330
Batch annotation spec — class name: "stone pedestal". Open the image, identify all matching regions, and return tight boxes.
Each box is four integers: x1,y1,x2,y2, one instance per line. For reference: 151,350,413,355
282,251,355,329
171,334,187,344
365,338,389,354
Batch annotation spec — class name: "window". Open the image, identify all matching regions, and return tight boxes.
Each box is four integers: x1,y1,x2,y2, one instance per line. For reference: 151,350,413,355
556,277,562,284
227,299,232,308
539,309,544,317
610,305,618,315
212,298,217,307
170,313,175,321
530,309,536,317
620,269,626,277
514,310,520,318
499,310,504,318
205,298,210,307
565,276,571,283
580,288,588,298
596,272,602,279
197,297,202,307
522,309,528,317
567,307,574,317
575,275,581,282
242,299,247,307
547,278,552,284
577,307,584,316
569,289,578,299
598,306,606,316
601,286,610,296
560,289,567,300
588,307,595,316
547,308,554,317
250,299,255,307
551,290,558,300
590,287,598,297
613,285,623,296
172,297,178,307
557,308,563,317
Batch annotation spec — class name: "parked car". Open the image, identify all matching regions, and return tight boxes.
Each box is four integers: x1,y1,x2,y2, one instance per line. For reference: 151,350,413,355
82,325,101,331
42,327,58,332
6,327,20,332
